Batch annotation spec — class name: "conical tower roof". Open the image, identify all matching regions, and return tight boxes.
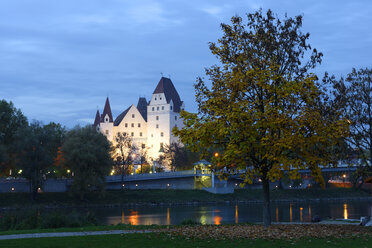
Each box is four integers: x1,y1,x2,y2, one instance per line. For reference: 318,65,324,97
93,110,100,127
100,97,113,122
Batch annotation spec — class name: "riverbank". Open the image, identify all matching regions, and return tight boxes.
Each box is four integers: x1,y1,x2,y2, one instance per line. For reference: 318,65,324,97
0,188,370,209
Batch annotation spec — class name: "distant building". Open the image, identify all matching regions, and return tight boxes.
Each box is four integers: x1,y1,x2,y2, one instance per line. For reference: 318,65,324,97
93,77,185,161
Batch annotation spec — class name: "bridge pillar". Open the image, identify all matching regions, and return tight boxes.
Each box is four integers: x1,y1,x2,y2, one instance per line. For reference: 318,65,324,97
211,172,215,188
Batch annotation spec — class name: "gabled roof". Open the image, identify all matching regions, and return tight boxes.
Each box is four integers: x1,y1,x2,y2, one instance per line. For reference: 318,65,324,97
153,77,183,112
137,97,148,122
93,110,100,127
114,106,130,126
101,97,113,122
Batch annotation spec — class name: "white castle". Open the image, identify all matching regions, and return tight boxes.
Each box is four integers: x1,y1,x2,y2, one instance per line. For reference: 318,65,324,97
93,77,184,161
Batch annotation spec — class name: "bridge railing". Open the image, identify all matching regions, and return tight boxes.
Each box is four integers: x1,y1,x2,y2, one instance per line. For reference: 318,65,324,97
105,170,195,182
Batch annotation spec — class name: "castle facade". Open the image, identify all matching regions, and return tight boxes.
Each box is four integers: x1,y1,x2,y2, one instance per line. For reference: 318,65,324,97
93,77,184,160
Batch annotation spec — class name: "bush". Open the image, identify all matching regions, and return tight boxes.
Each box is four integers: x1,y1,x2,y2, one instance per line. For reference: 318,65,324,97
0,209,99,231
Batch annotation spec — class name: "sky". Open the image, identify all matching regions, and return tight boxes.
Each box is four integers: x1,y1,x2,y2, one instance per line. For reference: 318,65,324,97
0,0,371,128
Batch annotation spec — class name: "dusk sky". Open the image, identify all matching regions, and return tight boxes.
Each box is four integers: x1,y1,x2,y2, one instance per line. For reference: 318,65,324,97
0,0,371,128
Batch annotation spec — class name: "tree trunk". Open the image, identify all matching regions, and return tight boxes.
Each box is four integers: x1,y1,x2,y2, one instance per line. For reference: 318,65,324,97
262,176,271,227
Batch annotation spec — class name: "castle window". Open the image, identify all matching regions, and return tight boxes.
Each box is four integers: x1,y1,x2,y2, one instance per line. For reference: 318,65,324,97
142,144,145,149
170,106,173,110
160,142,163,149
162,106,164,110
131,123,134,127
156,116,159,120
140,132,142,137
161,132,164,137
117,132,120,136
151,134,153,137
138,123,141,128
157,107,159,111
125,123,128,128
152,107,155,111
175,116,177,120
105,130,109,135
156,124,159,129
131,132,134,136
160,97,162,100
132,114,135,118
155,97,157,100
105,118,108,122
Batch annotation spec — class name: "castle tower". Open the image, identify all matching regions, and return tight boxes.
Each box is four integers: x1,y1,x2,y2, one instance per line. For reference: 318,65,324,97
100,97,114,142
147,77,184,160
93,109,100,130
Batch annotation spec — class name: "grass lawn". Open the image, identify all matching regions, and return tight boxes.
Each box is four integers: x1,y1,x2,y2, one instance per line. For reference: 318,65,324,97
0,188,370,208
0,233,371,248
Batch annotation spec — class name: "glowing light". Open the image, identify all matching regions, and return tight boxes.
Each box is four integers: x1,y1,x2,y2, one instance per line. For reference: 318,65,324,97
67,169,70,173
289,204,293,222
214,216,222,225
149,171,152,174
135,184,138,187
18,170,22,174
343,174,347,178
300,207,303,222
128,210,139,225
167,184,170,187
214,152,219,157
344,203,348,219
11,187,15,191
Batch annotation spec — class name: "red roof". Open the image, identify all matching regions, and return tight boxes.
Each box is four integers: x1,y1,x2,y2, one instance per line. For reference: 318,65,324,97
100,97,113,122
153,77,183,112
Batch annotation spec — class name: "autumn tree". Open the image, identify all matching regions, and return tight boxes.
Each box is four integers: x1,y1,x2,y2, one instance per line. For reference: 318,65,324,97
174,10,348,226
62,126,112,200
329,68,372,186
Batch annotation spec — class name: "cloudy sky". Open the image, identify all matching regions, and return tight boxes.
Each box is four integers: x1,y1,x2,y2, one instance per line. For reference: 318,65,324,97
0,0,371,128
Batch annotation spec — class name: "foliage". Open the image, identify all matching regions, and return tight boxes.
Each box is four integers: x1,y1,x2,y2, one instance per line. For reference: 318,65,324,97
0,210,99,231
0,100,27,176
62,126,112,200
113,132,135,175
174,10,349,226
14,122,63,200
329,68,372,185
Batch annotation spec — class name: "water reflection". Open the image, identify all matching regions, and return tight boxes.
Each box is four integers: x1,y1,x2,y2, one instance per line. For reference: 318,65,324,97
214,216,222,225
128,210,139,225
84,200,370,226
275,207,279,222
167,208,170,225
235,205,238,224
344,203,348,219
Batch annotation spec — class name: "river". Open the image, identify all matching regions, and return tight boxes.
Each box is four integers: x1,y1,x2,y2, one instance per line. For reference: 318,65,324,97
87,200,371,225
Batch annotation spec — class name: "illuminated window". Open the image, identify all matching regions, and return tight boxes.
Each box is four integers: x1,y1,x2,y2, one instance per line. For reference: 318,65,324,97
105,130,109,135
131,132,134,136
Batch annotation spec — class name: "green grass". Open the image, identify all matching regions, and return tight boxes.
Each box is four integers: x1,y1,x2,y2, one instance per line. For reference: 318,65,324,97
0,233,371,248
0,188,370,208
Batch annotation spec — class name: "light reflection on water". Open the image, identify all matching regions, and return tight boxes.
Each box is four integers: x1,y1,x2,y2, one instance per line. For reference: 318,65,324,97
92,200,370,225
